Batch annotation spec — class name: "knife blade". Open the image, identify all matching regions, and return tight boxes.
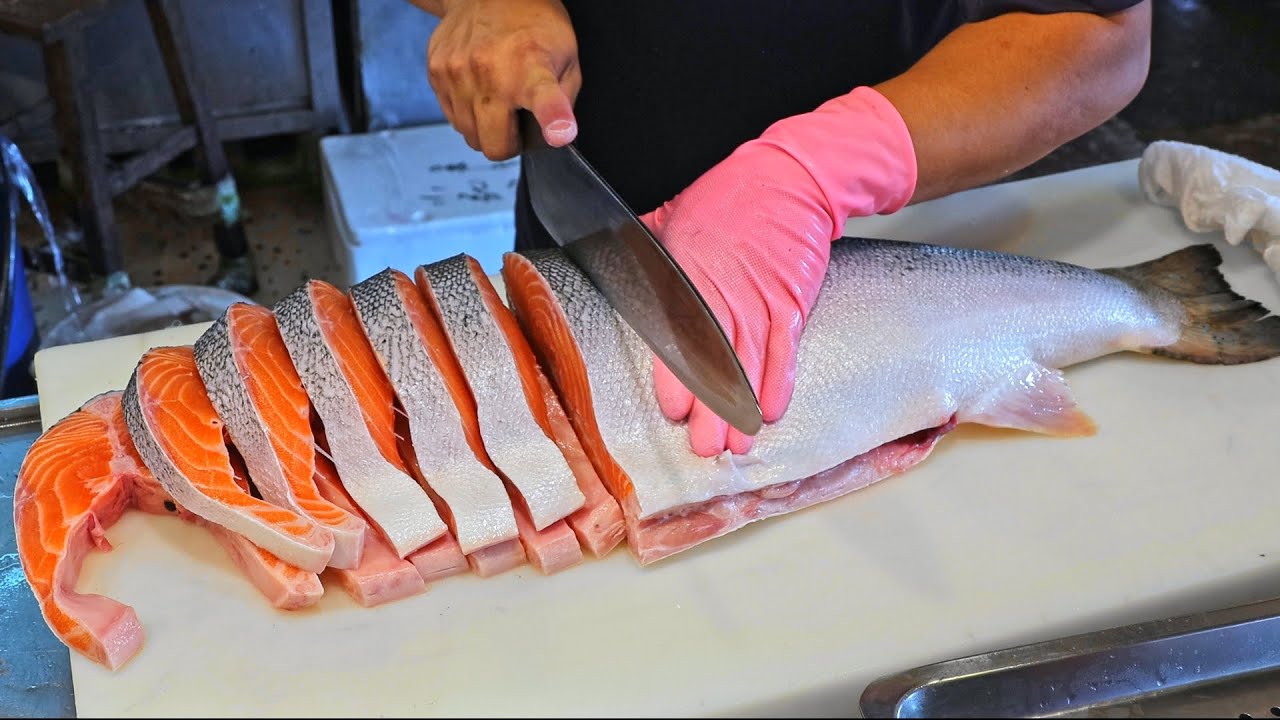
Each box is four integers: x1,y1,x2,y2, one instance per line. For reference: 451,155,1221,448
516,111,763,438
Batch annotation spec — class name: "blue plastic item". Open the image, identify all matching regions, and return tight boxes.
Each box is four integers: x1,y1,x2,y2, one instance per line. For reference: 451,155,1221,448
1,136,40,399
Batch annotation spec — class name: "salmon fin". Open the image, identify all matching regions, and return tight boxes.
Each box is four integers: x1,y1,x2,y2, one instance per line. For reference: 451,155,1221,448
1101,244,1280,365
960,364,1097,437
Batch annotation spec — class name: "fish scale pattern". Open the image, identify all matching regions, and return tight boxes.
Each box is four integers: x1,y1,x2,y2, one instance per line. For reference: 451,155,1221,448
274,282,446,558
348,269,518,555
418,255,585,530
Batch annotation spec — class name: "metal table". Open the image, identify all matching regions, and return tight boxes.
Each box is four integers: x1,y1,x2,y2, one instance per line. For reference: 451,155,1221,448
861,595,1280,718
0,395,74,718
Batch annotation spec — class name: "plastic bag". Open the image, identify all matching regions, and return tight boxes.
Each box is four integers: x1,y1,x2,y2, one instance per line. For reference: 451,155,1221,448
40,284,255,352
1138,140,1280,275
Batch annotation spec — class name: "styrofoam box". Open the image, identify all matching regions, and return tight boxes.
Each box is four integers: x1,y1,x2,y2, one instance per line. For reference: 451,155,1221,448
319,123,521,287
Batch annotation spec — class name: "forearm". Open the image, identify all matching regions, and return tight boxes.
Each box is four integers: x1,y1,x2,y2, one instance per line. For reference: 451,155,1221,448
875,1,1152,205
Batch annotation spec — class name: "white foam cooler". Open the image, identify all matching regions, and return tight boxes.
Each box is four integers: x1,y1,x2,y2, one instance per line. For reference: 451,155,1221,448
319,123,521,287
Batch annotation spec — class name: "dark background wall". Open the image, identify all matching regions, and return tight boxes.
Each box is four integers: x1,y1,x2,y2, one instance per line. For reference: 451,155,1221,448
1,1,1276,183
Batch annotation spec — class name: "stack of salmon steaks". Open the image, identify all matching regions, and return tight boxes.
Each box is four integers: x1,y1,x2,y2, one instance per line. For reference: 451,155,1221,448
14,238,1280,672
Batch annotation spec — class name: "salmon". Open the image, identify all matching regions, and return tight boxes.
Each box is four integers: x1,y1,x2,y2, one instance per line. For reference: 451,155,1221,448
408,259,584,574
347,269,519,557
123,346,336,572
421,256,624,558
502,240,1280,564
20,229,1280,672
534,368,625,559
92,392,324,612
416,255,585,528
406,532,477,582
194,303,368,569
14,392,322,671
349,266,570,576
274,281,447,558
333,418,475,583
310,452,426,607
14,396,140,670
387,422,521,580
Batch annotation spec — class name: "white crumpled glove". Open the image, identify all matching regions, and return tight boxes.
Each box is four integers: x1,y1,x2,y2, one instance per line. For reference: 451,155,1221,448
1139,140,1280,275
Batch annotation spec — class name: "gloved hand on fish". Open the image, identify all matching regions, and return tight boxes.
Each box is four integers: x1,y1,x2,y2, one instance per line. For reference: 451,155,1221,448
12,234,1280,672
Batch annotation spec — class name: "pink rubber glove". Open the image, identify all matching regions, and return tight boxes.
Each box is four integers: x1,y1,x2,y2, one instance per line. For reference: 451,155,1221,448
639,86,918,457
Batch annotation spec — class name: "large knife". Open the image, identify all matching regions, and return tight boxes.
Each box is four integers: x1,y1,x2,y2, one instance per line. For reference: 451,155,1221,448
516,111,763,437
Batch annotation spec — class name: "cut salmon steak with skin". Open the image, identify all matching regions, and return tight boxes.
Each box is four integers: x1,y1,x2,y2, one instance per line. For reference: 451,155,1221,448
414,258,586,575
453,255,624,559
346,265,568,576
416,255,585,530
274,280,448,559
310,452,427,607
91,391,323,610
389,422,523,580
532,368,626,559
195,302,368,570
383,421,490,582
305,406,478,584
14,391,322,671
347,268,520,562
123,346,336,572
14,396,141,671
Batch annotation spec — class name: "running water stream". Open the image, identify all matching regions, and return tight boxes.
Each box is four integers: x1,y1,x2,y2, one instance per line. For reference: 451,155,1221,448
0,137,84,320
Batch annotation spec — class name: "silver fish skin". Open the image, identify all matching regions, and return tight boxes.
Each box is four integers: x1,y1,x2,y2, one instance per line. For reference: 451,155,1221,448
193,306,368,570
121,349,335,572
518,238,1191,520
418,255,585,531
273,282,447,558
348,269,520,555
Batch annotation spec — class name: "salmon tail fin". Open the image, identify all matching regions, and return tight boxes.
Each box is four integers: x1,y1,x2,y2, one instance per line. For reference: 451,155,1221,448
1101,244,1280,365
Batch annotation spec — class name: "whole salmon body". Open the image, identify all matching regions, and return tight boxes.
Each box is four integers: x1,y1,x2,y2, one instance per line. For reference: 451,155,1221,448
15,235,1280,670
504,238,1280,562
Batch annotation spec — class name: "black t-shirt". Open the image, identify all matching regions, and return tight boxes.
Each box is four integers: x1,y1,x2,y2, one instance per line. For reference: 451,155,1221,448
514,0,1145,250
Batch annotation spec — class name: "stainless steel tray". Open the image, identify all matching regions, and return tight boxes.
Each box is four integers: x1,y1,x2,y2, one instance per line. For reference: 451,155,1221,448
860,594,1280,718
0,394,77,718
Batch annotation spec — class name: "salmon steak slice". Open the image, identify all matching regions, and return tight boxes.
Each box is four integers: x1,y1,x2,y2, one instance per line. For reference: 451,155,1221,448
311,452,427,607
274,280,447,558
387,426,520,580
14,396,141,670
92,391,324,612
412,258,584,575
123,346,336,572
195,302,368,569
347,269,519,558
14,391,323,671
423,255,624,558
415,255,585,529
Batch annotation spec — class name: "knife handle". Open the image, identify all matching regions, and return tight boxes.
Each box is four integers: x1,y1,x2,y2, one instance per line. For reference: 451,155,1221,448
516,109,548,153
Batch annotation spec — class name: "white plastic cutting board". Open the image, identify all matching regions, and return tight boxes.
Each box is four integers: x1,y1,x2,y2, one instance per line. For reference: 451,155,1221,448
34,160,1280,718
